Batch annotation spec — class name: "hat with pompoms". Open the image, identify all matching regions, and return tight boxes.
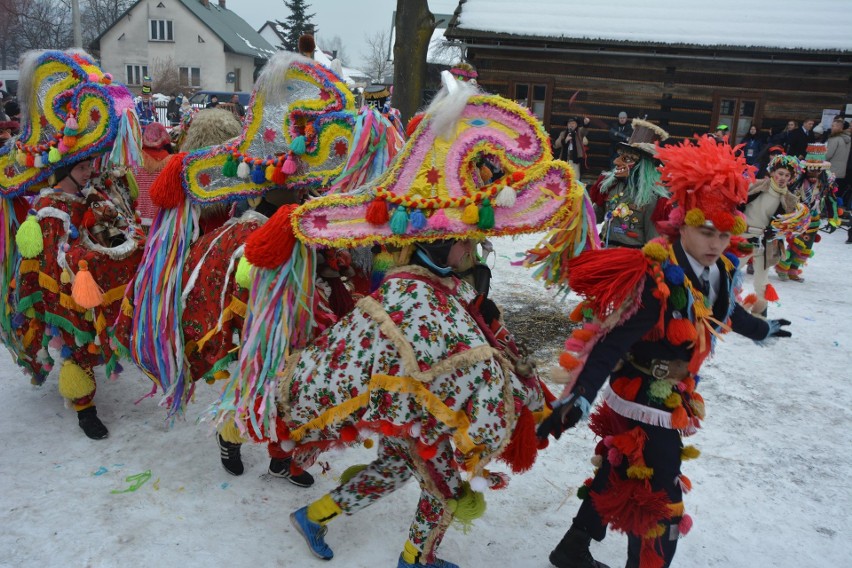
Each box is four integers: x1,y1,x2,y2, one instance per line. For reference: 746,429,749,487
802,143,831,170
0,49,139,197
168,51,356,206
292,72,586,248
767,153,803,177
655,135,755,235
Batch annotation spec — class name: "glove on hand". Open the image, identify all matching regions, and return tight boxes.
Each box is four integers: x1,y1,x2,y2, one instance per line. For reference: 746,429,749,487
536,394,590,441
765,318,792,339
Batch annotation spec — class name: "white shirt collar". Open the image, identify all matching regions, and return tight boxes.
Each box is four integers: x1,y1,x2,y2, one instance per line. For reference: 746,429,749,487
683,250,720,305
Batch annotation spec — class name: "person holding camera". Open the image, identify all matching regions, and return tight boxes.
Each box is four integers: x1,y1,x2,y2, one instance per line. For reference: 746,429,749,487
554,116,588,180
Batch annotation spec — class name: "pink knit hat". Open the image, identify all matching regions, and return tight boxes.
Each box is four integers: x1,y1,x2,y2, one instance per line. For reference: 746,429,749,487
142,122,170,149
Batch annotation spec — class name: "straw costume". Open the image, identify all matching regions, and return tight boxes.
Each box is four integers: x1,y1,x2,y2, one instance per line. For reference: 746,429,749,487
538,136,792,568
253,76,594,568
775,143,837,282
0,50,144,439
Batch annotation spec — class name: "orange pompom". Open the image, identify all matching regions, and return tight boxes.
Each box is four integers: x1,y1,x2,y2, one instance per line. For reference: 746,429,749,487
559,351,581,370
150,152,187,209
245,204,298,269
569,303,585,322
680,376,695,393
764,283,779,302
666,318,697,345
572,328,595,342
742,293,758,307
670,406,689,430
71,260,104,309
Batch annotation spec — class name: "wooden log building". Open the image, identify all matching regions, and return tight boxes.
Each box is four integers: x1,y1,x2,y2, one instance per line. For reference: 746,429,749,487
445,0,852,175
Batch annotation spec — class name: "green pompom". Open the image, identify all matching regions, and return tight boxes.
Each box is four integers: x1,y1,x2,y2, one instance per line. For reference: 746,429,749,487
670,286,687,310
126,170,140,201
338,464,368,484
477,198,495,230
389,207,409,235
447,481,487,532
577,485,590,500
290,135,307,156
648,379,672,403
222,154,238,177
48,147,62,164
16,215,44,258
235,256,253,289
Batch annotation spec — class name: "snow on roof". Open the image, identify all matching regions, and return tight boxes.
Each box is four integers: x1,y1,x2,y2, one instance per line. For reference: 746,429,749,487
453,0,852,52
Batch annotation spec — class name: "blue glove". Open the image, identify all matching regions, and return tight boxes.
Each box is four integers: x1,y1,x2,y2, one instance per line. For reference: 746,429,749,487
536,394,591,441
765,318,792,339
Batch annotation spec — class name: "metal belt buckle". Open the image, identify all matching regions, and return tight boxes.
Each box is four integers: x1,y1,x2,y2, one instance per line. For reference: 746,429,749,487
651,359,670,380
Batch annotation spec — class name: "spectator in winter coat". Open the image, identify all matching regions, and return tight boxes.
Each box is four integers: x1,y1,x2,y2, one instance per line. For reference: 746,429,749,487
608,111,633,166
0,111,19,144
554,116,588,180
826,117,851,205
741,125,765,166
230,94,245,119
166,94,181,126
786,119,816,158
206,95,219,109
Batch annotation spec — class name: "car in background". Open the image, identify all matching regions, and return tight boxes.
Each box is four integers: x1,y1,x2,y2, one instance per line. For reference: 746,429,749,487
188,91,251,109
0,70,20,97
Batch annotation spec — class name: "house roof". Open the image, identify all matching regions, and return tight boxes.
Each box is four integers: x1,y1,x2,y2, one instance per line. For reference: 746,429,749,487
177,0,276,59
447,0,852,53
259,21,287,45
91,0,276,60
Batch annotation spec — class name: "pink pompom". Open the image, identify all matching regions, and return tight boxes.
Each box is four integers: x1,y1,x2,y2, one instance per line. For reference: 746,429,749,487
668,206,686,227
428,209,450,229
43,363,53,372
603,435,614,447
607,447,623,466
109,372,119,381
281,154,298,174
679,514,693,536
49,337,63,349
88,73,99,82
564,338,585,351
58,141,69,154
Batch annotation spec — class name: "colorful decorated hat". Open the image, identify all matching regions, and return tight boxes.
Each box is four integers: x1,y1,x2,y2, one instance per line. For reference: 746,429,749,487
768,153,803,177
802,142,831,170
173,52,357,206
450,62,478,82
292,75,583,248
655,135,754,234
619,118,669,159
0,50,139,197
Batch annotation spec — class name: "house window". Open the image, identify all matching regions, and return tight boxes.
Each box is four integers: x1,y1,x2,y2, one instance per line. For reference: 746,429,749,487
179,67,202,88
715,97,761,144
149,19,174,41
512,80,551,123
125,64,149,86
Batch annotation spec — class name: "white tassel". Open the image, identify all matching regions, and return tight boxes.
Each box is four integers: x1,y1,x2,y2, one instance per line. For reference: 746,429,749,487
494,185,517,207
469,476,488,492
236,161,251,179
34,154,44,168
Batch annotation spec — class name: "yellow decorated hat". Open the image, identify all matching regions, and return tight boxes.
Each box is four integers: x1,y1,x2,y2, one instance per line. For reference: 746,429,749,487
0,49,139,197
292,75,584,248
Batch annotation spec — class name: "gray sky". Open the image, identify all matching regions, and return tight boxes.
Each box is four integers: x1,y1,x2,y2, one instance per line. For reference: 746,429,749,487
232,0,459,69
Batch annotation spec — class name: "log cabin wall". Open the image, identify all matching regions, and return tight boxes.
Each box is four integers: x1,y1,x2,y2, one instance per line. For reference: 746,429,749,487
455,38,852,176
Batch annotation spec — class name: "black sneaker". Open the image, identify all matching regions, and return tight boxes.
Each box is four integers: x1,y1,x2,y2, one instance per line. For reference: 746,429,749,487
77,406,109,440
217,434,244,476
269,457,314,487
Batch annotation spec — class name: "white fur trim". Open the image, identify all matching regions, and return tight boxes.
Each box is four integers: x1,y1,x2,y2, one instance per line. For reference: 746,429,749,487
603,385,698,436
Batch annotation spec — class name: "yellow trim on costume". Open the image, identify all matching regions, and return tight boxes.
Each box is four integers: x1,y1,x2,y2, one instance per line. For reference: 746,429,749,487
288,392,370,442
101,284,127,306
20,259,40,274
59,292,85,313
186,295,247,354
95,312,107,334
38,272,59,293
121,297,133,318
23,324,37,349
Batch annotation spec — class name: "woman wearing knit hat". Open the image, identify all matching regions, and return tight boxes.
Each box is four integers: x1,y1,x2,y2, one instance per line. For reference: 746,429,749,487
539,135,792,568
133,122,173,226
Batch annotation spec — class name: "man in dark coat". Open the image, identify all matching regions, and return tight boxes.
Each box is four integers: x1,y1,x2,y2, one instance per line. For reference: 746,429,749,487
786,118,816,158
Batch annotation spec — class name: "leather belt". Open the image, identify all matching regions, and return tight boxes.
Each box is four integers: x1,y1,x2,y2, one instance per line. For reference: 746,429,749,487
625,353,690,381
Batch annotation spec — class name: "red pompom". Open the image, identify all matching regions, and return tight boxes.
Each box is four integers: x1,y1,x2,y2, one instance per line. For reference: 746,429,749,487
245,204,298,269
80,210,96,229
150,153,187,209
764,283,779,302
417,440,437,460
365,198,389,225
611,377,642,402
591,472,673,536
498,405,538,473
340,425,358,442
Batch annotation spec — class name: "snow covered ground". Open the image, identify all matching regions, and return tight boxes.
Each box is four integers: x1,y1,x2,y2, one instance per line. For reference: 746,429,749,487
1,229,850,568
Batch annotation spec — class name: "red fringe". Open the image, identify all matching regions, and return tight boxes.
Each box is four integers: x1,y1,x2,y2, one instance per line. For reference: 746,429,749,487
591,472,674,536
568,248,649,319
588,403,630,438
406,113,425,138
365,198,390,225
150,152,187,209
498,406,538,473
640,538,666,568
245,204,298,269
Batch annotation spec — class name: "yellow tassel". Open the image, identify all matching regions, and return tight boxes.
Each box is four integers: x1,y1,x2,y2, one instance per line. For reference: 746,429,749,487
71,260,104,309
60,269,72,285
57,361,95,401
641,241,668,262
461,203,479,225
668,501,685,517
16,215,44,259
626,465,655,479
681,445,701,460
644,524,667,538
218,420,246,444
664,392,682,409
213,369,230,381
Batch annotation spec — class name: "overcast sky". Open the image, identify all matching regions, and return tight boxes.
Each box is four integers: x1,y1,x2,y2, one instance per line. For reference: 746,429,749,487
232,0,459,69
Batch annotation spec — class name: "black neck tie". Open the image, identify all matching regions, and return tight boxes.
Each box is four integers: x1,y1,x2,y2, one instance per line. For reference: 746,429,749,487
700,266,710,297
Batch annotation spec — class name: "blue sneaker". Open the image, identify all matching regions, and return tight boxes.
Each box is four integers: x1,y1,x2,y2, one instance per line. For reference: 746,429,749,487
397,554,459,568
290,507,333,560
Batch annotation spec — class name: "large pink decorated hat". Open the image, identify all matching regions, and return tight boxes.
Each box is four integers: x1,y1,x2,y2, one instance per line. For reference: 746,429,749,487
177,52,357,205
0,49,139,197
292,74,583,248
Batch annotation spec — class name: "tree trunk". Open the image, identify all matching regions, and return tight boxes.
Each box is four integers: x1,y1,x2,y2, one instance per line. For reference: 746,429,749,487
392,0,435,126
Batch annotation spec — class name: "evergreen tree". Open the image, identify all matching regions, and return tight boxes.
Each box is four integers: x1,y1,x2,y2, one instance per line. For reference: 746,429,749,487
275,0,317,52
